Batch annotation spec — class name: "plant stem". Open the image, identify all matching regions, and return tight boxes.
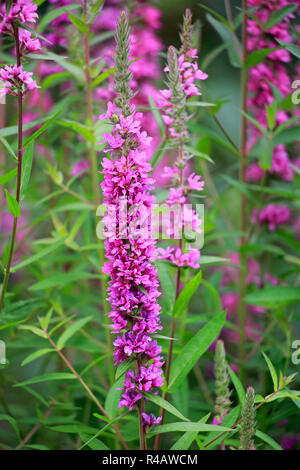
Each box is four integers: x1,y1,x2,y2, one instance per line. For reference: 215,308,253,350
15,403,54,450
82,0,114,385
44,328,129,450
0,22,22,313
237,0,248,378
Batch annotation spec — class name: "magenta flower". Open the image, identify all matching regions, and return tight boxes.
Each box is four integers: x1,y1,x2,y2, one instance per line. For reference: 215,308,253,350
251,203,291,231
188,173,205,192
0,64,39,96
0,0,38,32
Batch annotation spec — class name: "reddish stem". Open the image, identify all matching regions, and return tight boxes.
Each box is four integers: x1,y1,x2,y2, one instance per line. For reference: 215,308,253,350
0,22,23,312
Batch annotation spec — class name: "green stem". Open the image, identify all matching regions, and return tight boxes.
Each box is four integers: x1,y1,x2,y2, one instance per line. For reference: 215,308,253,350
0,22,22,313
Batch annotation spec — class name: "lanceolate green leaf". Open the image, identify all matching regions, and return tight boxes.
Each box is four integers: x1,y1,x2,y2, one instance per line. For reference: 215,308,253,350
20,142,34,200
57,316,93,350
206,14,241,67
0,414,21,439
0,168,17,186
168,311,226,392
115,358,135,381
244,285,300,308
173,270,202,317
144,393,190,422
23,109,63,147
263,4,298,29
262,352,278,391
171,413,210,450
21,348,54,367
156,261,175,315
5,189,20,217
276,40,300,59
11,237,66,273
228,365,245,405
105,377,123,420
255,430,282,450
39,4,81,31
14,373,76,387
148,421,234,436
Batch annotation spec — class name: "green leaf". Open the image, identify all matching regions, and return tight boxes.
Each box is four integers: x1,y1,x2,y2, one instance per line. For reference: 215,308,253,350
42,72,71,89
0,414,20,439
115,358,134,381
39,4,82,31
68,13,89,34
23,109,63,148
204,406,240,449
21,348,54,367
244,285,300,309
79,434,109,450
148,421,234,436
20,142,34,200
168,311,226,392
50,425,99,434
228,365,245,405
171,413,210,450
255,430,282,450
37,52,85,82
206,14,241,68
5,189,20,217
276,40,300,59
144,393,190,422
223,174,257,203
188,123,240,158
245,48,279,68
200,256,229,265
173,270,202,317
57,316,93,350
156,261,175,315
14,372,76,387
92,67,115,87
0,168,17,186
0,135,17,161
185,145,214,164
263,4,298,29
105,377,123,419
262,352,278,391
11,237,66,273
273,126,300,146
148,95,165,138
56,119,95,142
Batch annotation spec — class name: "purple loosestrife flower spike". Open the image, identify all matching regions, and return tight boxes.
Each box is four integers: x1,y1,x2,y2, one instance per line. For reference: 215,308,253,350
156,10,207,270
239,386,256,450
100,12,163,422
214,340,231,425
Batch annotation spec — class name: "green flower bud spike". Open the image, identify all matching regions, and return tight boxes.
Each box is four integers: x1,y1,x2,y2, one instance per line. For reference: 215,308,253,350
239,386,256,450
214,340,231,423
